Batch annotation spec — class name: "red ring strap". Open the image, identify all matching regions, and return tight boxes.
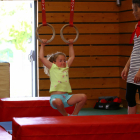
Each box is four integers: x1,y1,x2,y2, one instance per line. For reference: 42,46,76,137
69,0,75,27
41,0,47,26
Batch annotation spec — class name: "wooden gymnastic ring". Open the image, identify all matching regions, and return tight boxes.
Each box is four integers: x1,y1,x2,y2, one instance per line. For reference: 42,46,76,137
36,23,55,43
60,24,79,43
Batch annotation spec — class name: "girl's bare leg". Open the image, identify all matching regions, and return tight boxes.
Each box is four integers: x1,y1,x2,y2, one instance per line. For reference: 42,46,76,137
52,98,68,116
67,94,87,115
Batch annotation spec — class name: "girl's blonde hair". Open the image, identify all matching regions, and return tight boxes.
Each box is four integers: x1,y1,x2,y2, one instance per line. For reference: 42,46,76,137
44,52,66,76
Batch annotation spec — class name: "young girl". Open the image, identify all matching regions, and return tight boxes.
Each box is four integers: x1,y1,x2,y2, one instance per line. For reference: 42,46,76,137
39,39,87,116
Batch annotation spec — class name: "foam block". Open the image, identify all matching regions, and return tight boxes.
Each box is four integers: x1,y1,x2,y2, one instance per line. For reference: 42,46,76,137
0,97,74,122
12,114,140,140
0,126,12,140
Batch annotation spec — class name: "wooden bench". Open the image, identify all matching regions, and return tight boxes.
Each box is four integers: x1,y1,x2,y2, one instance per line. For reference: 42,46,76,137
0,97,74,122
12,114,140,140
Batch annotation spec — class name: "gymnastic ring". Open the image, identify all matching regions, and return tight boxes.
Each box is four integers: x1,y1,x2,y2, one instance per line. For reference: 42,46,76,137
60,24,79,44
36,23,55,44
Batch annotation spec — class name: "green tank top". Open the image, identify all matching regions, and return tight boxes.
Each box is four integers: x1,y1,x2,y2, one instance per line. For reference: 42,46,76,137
49,63,72,93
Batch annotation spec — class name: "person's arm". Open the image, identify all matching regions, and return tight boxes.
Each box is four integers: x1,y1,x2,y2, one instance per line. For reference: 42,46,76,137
67,39,75,67
121,57,130,80
39,39,52,69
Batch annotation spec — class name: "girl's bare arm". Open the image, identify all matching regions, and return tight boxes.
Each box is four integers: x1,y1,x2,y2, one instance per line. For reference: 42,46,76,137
67,39,75,67
39,39,52,69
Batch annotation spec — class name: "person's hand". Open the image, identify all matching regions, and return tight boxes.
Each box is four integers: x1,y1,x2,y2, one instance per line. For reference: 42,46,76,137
121,67,129,80
134,69,140,83
68,39,74,44
41,39,48,46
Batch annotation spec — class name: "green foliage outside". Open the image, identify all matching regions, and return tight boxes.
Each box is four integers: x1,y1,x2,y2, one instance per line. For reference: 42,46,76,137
0,2,32,53
9,21,32,52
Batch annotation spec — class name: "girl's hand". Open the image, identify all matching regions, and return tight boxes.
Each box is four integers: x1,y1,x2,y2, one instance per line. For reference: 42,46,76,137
134,69,140,83
41,39,48,46
68,39,74,44
121,67,129,80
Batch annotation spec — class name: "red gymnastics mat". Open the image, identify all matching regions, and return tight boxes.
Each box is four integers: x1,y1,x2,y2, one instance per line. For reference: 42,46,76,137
0,126,12,140
0,97,74,122
12,114,140,140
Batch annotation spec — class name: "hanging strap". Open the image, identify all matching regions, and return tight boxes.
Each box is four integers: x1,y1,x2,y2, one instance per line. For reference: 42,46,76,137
41,0,47,26
69,0,75,27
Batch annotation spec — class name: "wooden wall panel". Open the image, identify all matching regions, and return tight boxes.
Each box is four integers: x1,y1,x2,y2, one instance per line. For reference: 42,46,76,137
120,0,132,11
119,46,132,56
119,89,126,100
38,34,119,45
120,79,126,89
119,56,129,67
119,34,132,44
119,11,134,22
38,2,119,12
38,24,119,34
38,13,119,23
39,45,120,56
120,22,136,33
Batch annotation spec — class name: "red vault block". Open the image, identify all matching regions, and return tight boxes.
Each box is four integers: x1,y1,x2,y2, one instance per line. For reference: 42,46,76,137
0,126,12,140
0,97,74,122
12,114,140,140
